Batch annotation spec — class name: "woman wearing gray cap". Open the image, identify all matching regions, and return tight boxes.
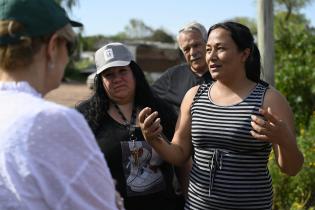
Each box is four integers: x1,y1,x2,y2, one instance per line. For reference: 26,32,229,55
77,42,182,210
0,0,121,209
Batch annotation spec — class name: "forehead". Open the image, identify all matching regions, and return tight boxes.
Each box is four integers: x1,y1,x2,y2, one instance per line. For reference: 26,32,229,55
207,28,233,45
102,65,131,73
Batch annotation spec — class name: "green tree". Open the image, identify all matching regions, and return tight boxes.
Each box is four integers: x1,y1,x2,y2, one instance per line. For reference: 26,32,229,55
150,29,174,43
270,115,315,209
81,35,107,51
273,3,315,132
124,19,154,39
275,0,313,20
54,0,83,80
231,17,257,35
269,1,315,209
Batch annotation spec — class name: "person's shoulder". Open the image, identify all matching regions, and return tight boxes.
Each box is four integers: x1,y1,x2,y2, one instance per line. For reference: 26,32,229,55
164,63,190,74
181,85,200,103
30,99,87,129
40,100,78,116
258,80,269,88
14,91,85,123
31,100,96,149
264,85,281,98
15,94,68,118
178,85,200,114
171,63,190,71
263,85,291,109
152,63,190,88
187,85,200,96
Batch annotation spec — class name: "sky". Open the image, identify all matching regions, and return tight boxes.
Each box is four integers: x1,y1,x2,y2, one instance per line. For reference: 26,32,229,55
69,0,315,37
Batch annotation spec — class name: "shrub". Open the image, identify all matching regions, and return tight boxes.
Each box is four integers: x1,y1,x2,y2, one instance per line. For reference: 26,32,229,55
270,114,315,209
274,16,315,134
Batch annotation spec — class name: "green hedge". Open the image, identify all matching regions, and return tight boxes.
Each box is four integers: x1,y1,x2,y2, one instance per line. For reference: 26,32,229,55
270,115,315,209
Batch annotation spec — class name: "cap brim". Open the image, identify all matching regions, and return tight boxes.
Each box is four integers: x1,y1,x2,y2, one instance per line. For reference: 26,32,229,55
97,61,131,74
70,20,83,27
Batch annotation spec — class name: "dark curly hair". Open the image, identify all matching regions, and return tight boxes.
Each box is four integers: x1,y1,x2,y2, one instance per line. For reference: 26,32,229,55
76,61,176,139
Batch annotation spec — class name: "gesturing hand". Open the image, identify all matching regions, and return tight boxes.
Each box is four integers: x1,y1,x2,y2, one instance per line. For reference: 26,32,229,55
139,107,163,143
250,107,289,145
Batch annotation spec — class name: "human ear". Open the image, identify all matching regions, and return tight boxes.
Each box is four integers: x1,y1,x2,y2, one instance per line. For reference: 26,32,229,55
241,48,251,62
46,33,59,70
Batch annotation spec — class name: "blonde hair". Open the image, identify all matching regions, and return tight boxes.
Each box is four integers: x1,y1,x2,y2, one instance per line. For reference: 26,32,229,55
0,21,75,70
55,23,76,44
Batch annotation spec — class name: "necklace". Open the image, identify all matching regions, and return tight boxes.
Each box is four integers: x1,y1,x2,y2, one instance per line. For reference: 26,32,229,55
113,103,141,166
113,103,137,137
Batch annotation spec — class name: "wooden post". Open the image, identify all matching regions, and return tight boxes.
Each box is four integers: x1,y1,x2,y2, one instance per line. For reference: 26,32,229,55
257,0,274,86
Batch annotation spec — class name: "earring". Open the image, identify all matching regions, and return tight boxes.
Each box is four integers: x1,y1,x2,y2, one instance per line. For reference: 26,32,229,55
48,62,55,70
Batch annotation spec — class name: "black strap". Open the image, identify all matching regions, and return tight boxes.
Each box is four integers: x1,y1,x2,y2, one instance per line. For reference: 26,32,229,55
191,83,211,108
258,79,269,88
113,103,137,140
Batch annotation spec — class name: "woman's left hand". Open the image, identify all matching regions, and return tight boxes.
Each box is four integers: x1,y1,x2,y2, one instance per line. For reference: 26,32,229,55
250,107,289,145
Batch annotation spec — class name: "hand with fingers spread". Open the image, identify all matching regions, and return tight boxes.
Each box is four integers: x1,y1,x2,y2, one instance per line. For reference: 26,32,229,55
139,107,163,143
250,107,290,145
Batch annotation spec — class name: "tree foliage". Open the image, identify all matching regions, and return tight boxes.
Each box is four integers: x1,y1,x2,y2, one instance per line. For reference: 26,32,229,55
124,19,154,39
273,2,315,132
231,17,257,35
123,19,175,43
80,19,175,51
275,0,313,20
270,115,315,209
269,0,315,209
150,29,174,43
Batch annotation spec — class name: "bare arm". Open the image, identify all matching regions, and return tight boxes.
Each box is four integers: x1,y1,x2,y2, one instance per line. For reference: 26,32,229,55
250,87,304,176
175,158,192,197
139,86,199,166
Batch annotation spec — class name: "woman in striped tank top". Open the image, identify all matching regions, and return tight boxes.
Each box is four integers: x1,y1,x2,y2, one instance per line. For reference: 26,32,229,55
139,21,304,210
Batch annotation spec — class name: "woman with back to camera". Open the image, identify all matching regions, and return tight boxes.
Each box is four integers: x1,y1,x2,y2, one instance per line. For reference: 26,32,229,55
0,0,121,209
139,21,304,209
76,42,182,210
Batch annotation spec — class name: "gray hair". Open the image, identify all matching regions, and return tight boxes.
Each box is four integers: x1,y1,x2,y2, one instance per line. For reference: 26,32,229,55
177,21,208,44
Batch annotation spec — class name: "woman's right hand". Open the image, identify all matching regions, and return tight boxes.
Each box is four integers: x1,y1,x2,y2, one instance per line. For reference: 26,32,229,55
139,107,163,143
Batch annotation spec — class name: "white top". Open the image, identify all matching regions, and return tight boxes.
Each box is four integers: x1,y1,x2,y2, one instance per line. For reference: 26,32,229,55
0,82,118,210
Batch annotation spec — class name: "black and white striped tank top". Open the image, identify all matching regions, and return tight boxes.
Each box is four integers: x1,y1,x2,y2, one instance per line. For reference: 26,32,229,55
185,82,273,210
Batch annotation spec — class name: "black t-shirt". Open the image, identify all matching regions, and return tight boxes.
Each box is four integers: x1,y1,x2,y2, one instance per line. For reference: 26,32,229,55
151,63,212,115
95,114,178,210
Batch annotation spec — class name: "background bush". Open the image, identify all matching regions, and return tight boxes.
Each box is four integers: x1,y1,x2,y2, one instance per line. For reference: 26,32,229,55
269,3,315,209
270,114,315,209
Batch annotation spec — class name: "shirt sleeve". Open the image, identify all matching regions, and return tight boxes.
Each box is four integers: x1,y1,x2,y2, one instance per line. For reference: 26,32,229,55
27,107,118,210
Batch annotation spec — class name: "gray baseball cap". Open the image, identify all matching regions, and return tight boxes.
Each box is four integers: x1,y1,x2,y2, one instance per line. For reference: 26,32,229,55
95,42,134,74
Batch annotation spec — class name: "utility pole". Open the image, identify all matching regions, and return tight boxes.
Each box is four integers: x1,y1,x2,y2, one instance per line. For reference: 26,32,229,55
257,0,274,86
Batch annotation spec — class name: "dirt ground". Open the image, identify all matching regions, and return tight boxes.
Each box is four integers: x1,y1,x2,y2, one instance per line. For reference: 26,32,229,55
45,81,92,107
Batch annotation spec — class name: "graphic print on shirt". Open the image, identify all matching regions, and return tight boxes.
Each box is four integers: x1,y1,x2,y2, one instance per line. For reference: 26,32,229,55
121,141,166,196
